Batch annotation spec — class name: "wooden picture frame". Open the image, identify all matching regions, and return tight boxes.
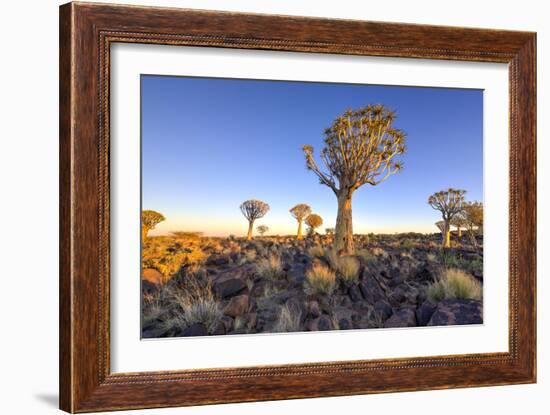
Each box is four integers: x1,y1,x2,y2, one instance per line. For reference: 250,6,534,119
59,2,536,412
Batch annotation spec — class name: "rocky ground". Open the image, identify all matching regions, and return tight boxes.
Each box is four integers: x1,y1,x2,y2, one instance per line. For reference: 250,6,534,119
141,232,483,338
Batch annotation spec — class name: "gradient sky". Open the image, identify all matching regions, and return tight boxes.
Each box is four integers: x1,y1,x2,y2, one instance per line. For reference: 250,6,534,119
141,75,483,236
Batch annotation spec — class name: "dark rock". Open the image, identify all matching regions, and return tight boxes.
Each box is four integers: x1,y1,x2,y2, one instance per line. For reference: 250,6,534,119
308,301,321,318
359,277,385,304
338,317,352,330
416,301,437,326
141,280,158,296
206,254,230,266
211,321,226,335
220,316,234,332
428,299,483,326
287,264,307,284
340,296,352,308
214,278,247,299
181,323,208,337
247,312,258,330
308,315,334,331
384,307,417,328
374,300,393,320
415,266,435,282
388,287,407,305
224,294,249,317
348,285,362,302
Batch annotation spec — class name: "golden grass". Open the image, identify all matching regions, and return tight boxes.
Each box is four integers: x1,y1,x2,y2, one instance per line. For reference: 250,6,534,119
305,264,336,296
171,277,222,334
257,254,283,280
273,304,302,332
337,256,361,283
428,268,482,302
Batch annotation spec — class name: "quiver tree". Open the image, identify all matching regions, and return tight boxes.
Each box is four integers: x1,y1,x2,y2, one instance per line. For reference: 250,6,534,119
428,188,466,248
303,105,406,254
142,210,165,240
240,199,270,240
289,203,312,240
305,213,323,236
256,225,269,236
435,221,446,246
462,201,483,249
450,214,467,240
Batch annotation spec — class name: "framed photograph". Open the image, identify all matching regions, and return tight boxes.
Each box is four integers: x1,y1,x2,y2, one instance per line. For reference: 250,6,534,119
59,2,536,412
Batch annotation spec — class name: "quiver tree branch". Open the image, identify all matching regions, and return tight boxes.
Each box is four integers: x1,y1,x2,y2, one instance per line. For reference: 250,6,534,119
303,104,407,253
240,199,270,240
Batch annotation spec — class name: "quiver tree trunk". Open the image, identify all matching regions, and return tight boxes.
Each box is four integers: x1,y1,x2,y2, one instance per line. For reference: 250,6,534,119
457,227,462,239
142,228,149,241
334,190,354,254
247,221,254,240
443,221,451,248
297,221,303,240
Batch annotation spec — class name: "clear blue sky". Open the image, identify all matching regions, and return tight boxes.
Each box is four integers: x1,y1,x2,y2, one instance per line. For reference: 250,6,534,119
141,75,483,236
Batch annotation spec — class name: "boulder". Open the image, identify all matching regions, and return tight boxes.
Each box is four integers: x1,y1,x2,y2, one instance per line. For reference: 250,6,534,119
384,307,417,328
214,278,247,299
308,301,321,318
142,268,165,285
416,301,437,326
181,323,208,337
374,300,393,321
359,276,385,304
206,254,230,266
307,315,334,331
338,317,352,330
223,294,249,317
348,285,362,303
287,264,307,285
428,299,483,326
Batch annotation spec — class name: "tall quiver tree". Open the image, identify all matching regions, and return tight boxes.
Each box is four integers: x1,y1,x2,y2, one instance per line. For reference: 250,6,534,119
240,199,270,240
289,203,312,240
141,210,165,241
428,188,466,248
303,105,407,254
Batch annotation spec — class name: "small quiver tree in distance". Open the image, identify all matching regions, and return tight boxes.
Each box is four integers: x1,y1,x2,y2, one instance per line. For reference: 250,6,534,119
462,201,483,250
303,105,407,254
305,213,323,236
289,203,312,240
450,214,468,240
141,210,165,241
256,225,269,237
428,188,466,248
240,200,270,240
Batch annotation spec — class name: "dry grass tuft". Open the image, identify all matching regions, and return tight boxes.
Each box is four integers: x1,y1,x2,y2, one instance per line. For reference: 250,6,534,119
428,268,482,302
171,277,222,333
257,254,283,280
305,264,336,296
308,245,325,258
273,304,302,333
337,256,361,283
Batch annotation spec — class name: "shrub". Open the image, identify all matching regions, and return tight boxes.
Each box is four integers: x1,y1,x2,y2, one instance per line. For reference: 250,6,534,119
172,277,222,334
355,248,377,265
427,268,482,302
305,264,336,296
308,245,325,258
273,304,302,333
257,254,283,280
337,256,360,283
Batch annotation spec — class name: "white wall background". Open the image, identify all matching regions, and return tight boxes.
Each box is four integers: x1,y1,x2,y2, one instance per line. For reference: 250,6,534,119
0,0,546,414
